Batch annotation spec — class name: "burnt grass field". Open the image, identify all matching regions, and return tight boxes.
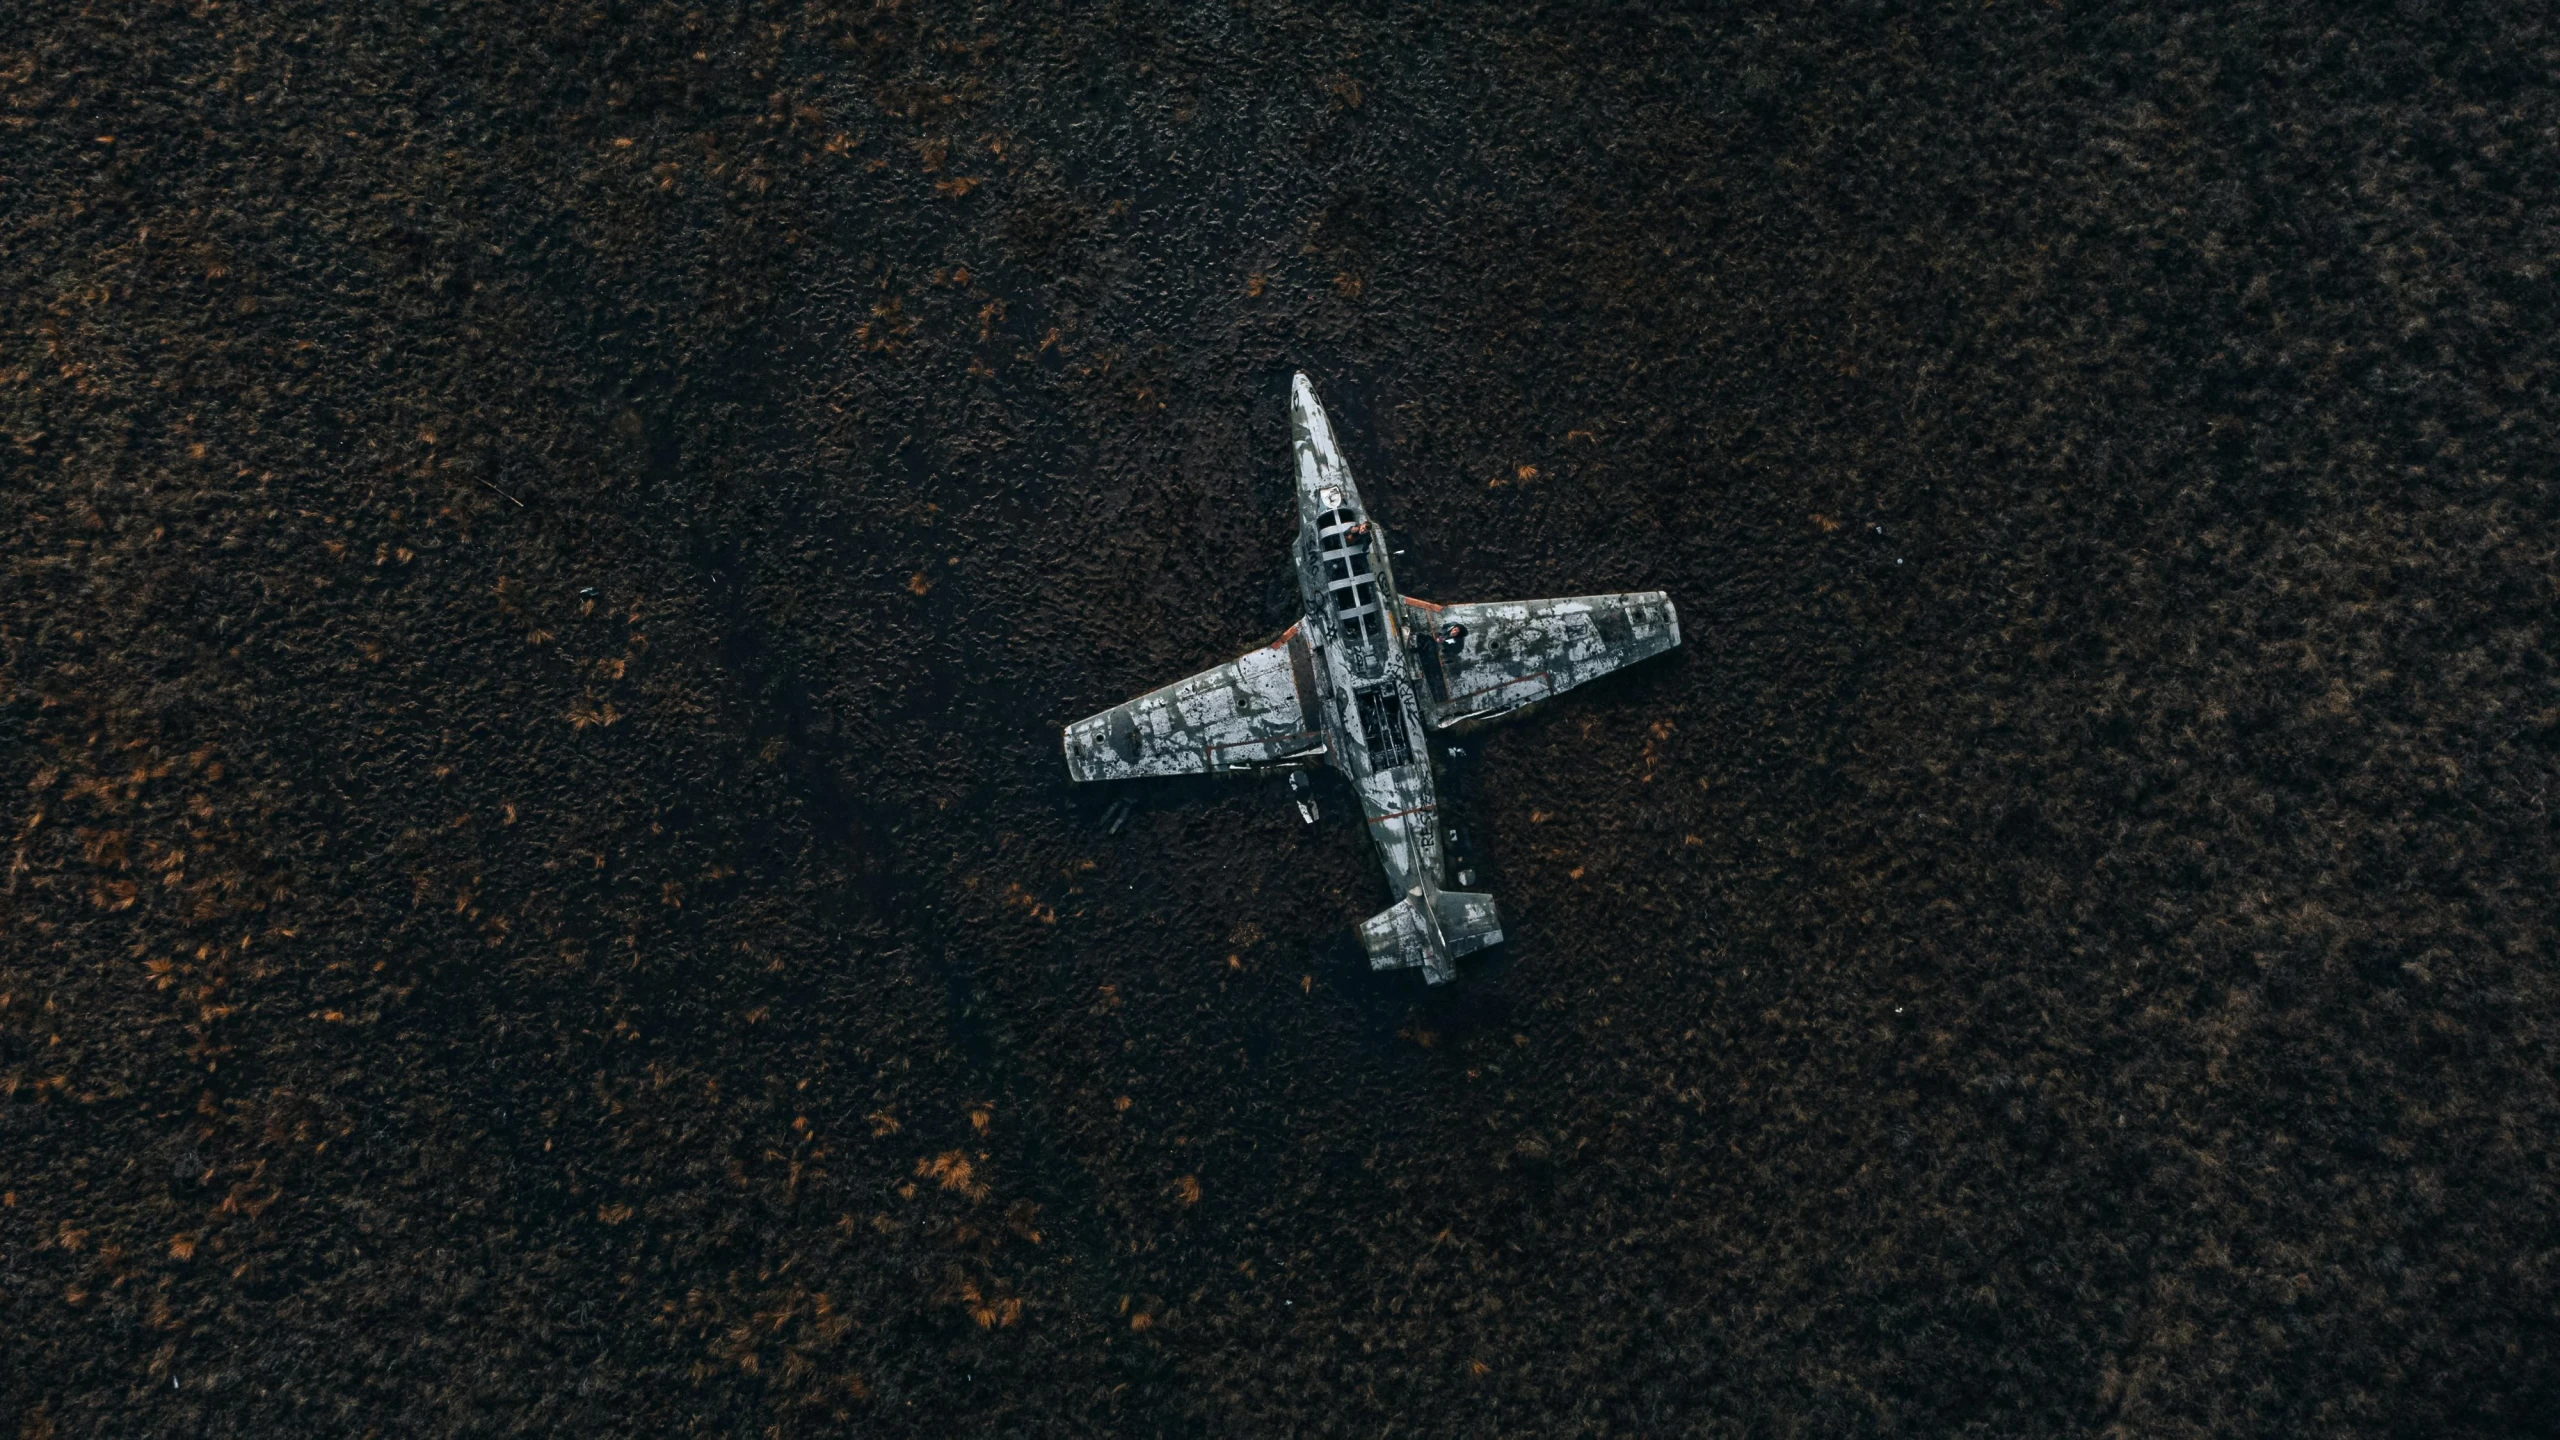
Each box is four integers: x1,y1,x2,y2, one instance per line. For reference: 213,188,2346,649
6,1,2559,1434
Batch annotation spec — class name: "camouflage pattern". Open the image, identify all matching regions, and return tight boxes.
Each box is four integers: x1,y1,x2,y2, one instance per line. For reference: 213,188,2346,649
1065,373,1682,983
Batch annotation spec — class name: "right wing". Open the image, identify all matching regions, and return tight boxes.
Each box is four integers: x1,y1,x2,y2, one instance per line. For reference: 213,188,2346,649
1063,626,1327,781
1408,591,1679,729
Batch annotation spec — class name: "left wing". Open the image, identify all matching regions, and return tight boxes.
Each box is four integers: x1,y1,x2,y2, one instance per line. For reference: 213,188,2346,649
1407,591,1679,729
1064,627,1326,781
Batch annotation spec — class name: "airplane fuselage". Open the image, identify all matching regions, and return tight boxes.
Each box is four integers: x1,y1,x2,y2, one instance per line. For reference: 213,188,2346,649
1285,397,1446,901
1061,372,1678,983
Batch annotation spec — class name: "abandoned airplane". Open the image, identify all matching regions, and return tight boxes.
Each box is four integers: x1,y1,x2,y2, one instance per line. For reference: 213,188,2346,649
1063,373,1681,983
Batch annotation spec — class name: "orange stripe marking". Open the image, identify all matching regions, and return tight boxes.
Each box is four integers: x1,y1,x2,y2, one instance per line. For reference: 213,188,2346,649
1364,803,1438,826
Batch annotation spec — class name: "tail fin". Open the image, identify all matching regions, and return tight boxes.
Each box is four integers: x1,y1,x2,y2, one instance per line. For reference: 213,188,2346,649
1361,888,1504,985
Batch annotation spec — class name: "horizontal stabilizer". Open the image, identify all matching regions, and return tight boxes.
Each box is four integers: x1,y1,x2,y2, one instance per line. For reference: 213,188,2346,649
1361,896,1442,982
1433,889,1504,959
1362,888,1504,985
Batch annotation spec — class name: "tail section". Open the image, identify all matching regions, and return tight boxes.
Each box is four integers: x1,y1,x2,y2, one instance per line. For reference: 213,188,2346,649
1362,888,1504,985
1433,889,1505,959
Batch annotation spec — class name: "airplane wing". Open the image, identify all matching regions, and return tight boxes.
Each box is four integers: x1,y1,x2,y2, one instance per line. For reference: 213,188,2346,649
1063,627,1327,781
1407,591,1679,729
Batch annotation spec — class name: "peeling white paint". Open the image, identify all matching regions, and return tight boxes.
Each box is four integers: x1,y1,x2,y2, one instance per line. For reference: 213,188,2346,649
1062,373,1680,983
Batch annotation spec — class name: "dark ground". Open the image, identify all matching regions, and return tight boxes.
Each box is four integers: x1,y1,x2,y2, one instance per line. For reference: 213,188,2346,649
5,1,2558,1434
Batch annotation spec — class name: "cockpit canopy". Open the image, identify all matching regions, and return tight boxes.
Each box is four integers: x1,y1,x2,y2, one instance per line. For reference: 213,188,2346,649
1315,508,1388,649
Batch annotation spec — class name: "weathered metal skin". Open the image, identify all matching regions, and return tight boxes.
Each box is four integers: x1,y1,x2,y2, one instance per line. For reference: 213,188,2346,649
1064,373,1682,983
1060,630,1319,780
